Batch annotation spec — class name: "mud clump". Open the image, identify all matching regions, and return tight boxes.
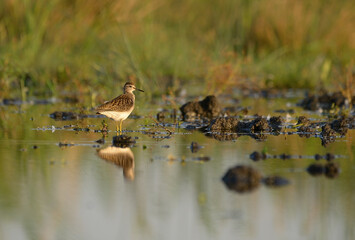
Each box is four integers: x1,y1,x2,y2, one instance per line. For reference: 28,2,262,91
250,117,270,133
180,95,221,121
269,116,284,132
236,116,281,133
209,117,239,131
299,91,350,111
330,117,349,135
222,165,261,193
296,116,313,138
234,116,270,133
321,124,337,146
262,176,290,187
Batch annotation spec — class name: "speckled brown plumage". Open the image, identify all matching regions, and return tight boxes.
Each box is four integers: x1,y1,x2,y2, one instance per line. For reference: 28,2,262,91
96,93,134,113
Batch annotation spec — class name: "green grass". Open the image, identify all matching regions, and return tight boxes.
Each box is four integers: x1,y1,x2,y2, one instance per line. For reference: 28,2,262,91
0,0,354,99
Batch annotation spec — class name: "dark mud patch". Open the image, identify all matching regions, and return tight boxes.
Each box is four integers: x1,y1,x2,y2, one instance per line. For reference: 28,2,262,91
201,114,354,145
208,116,283,134
180,95,221,121
320,124,337,146
209,117,239,132
205,115,285,141
299,91,354,111
222,165,261,193
307,163,340,178
250,151,339,161
222,165,289,193
112,135,136,148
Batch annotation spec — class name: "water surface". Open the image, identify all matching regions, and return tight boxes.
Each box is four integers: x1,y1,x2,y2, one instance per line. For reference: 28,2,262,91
0,97,354,240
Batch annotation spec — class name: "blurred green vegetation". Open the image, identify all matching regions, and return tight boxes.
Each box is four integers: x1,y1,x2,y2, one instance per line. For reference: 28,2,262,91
0,0,354,99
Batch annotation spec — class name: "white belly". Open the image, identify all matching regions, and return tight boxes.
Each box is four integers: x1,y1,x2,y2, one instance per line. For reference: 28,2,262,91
101,111,132,121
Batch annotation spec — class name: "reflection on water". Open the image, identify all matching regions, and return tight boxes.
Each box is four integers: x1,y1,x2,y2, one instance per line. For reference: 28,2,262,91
97,145,135,180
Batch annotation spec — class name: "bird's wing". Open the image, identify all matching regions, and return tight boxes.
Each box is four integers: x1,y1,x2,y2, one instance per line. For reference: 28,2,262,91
96,94,134,112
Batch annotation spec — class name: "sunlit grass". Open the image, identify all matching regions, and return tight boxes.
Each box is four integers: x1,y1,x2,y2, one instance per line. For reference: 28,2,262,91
0,0,354,99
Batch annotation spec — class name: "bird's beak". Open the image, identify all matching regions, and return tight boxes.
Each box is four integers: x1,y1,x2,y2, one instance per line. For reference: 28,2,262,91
135,87,144,92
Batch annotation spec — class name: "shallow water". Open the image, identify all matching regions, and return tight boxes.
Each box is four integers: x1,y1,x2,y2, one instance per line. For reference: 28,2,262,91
0,96,354,240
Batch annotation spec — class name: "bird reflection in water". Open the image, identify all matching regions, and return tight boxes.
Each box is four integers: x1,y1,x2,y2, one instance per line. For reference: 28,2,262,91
97,146,135,180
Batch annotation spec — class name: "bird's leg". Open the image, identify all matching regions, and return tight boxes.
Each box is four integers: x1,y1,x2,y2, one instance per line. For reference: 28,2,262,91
120,120,123,135
116,123,119,136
